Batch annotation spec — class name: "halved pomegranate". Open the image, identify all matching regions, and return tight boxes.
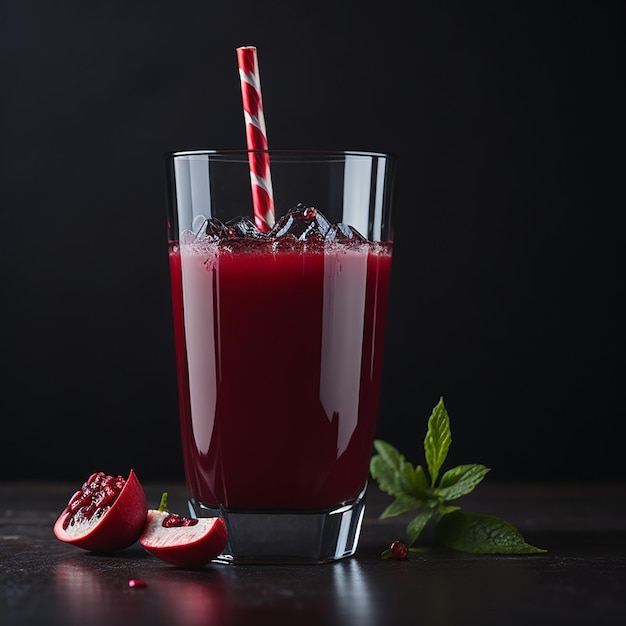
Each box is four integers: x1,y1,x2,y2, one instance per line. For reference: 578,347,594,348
53,470,147,552
140,493,228,568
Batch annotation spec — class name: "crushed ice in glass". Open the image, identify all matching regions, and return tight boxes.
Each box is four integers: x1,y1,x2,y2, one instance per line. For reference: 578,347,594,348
325,223,366,243
225,216,265,238
180,204,371,248
267,203,331,241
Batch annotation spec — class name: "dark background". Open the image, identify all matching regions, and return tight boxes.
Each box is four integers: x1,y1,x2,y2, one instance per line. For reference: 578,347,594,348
1,1,623,483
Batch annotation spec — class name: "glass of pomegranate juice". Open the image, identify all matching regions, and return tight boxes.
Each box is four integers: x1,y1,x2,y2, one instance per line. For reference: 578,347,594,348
165,150,395,563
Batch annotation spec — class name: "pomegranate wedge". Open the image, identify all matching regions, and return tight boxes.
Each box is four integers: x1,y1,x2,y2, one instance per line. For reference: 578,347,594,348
53,470,147,552
140,493,228,567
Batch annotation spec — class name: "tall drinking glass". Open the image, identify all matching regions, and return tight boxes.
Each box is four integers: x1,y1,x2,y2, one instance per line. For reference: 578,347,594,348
165,150,395,563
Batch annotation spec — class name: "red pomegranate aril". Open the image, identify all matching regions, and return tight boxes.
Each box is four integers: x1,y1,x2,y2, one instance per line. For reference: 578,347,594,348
163,514,198,528
390,540,408,560
128,579,147,588
101,487,118,507
86,472,101,486
67,490,83,512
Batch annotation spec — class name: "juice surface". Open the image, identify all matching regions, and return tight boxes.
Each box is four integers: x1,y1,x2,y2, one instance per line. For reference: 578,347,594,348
170,238,392,510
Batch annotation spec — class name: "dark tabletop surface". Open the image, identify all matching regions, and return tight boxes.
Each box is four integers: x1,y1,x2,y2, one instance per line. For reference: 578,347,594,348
1,480,625,626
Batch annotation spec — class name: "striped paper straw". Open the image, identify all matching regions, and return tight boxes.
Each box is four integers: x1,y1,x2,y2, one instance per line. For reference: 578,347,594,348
236,46,275,232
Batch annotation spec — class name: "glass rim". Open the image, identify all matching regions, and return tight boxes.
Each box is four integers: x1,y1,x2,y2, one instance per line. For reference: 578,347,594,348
166,148,396,161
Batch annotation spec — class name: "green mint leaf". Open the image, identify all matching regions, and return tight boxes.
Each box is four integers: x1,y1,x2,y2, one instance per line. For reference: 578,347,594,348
409,465,429,495
380,494,424,519
435,510,547,554
370,441,404,496
397,463,430,499
407,509,435,546
424,397,452,486
371,440,414,497
438,504,461,515
373,439,404,466
437,464,491,500
370,454,402,497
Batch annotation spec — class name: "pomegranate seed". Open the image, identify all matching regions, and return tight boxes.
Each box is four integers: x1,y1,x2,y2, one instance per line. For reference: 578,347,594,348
390,540,408,560
128,579,147,588
86,472,103,487
67,490,83,510
162,514,199,528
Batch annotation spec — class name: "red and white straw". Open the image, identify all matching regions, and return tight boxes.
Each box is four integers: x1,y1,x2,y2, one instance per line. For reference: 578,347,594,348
236,46,275,232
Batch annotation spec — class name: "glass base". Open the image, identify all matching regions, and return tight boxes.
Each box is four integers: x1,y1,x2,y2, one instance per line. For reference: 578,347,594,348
188,485,367,564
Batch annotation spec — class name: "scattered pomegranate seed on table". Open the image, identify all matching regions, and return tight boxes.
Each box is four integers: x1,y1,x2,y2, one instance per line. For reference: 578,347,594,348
389,540,408,560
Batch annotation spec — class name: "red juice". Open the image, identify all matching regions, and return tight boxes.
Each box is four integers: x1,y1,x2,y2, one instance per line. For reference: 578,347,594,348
169,237,392,510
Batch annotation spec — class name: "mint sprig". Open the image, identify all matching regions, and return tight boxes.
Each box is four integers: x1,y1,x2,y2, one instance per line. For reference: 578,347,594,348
370,397,546,555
